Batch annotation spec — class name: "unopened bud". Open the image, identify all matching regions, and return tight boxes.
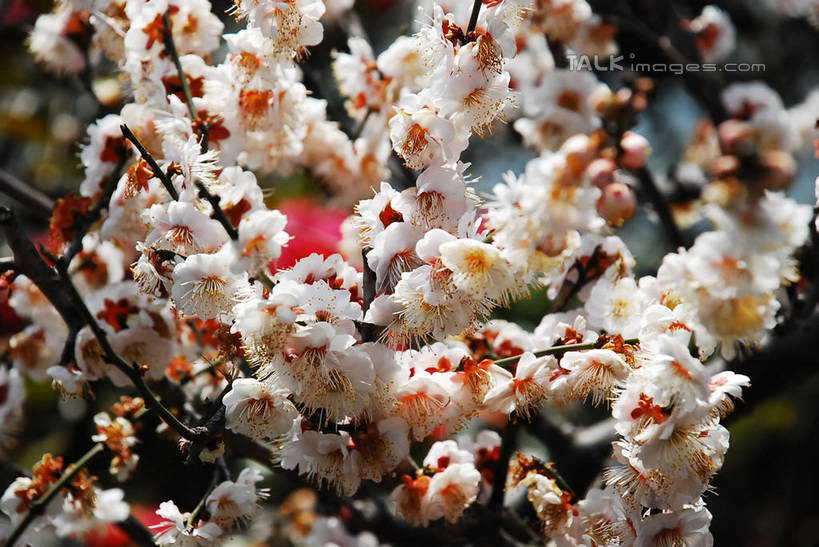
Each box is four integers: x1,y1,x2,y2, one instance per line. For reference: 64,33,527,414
587,158,617,188
563,134,595,174
620,131,651,170
597,182,637,226
711,155,741,177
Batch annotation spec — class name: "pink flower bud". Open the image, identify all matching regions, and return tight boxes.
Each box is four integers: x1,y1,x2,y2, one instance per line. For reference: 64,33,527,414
620,131,651,170
597,181,636,226
563,134,595,174
587,158,617,188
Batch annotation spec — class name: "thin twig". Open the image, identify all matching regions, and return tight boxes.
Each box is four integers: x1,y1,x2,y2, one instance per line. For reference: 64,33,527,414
597,9,727,123
195,182,238,240
351,108,372,141
492,338,640,369
162,9,198,122
0,169,54,219
633,166,686,249
53,257,202,441
489,421,518,508
3,443,105,547
120,124,179,200
186,469,221,531
467,0,482,35
550,245,603,313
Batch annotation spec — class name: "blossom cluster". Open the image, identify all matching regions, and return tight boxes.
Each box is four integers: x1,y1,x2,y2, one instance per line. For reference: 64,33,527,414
2,0,817,545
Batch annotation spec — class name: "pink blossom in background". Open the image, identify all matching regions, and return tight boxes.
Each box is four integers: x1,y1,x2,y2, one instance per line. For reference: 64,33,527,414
271,198,348,270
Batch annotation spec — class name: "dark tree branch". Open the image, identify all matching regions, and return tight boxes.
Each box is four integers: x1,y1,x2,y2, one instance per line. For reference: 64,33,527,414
0,207,85,333
592,1,728,123
633,166,686,249
490,421,518,508
162,9,197,122
1,205,201,442
0,169,54,220
360,247,378,343
195,182,238,240
120,124,179,200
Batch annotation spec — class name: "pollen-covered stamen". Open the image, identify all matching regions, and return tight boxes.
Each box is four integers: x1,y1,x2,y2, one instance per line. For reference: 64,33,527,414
569,359,619,406
400,123,431,162
385,250,423,293
653,527,685,547
461,358,494,403
669,360,694,381
510,377,546,420
602,463,656,509
242,235,267,257
416,190,446,228
474,33,503,75
176,274,231,318
232,51,262,83
168,225,195,248
398,391,447,432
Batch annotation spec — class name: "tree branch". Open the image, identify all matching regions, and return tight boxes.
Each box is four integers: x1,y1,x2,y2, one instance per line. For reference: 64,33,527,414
633,166,686,249
195,182,238,240
492,338,639,369
0,169,54,219
4,443,105,547
467,0,482,35
120,124,179,200
162,9,197,122
53,257,203,441
1,205,201,442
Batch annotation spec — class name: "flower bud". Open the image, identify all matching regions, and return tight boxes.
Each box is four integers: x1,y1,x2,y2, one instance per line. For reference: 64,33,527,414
597,181,636,226
620,131,651,170
563,134,595,174
587,158,617,188
710,155,741,177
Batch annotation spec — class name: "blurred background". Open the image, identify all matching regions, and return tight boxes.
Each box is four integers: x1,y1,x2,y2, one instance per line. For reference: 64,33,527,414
0,0,817,545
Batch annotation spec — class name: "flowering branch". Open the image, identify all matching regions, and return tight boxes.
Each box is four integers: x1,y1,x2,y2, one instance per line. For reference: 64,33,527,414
4,443,105,547
53,257,203,441
195,182,238,240
1,206,202,442
119,124,179,200
492,338,639,368
162,9,197,122
594,2,727,122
